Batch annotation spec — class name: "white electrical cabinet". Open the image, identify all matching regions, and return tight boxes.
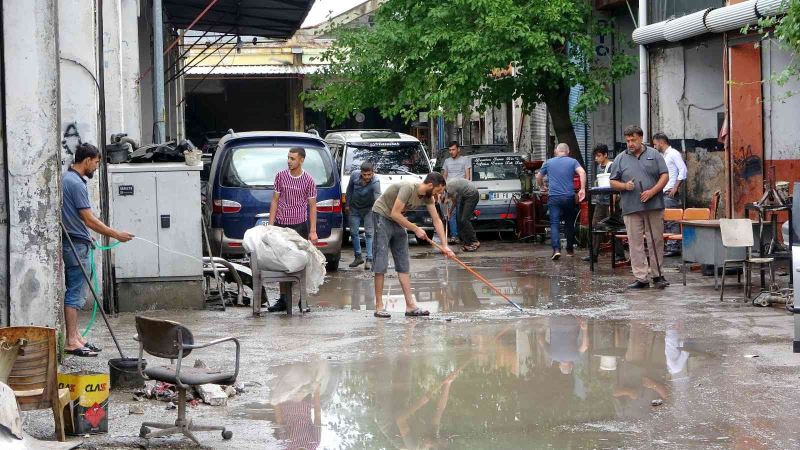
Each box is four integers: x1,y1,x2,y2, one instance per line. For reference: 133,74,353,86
108,163,203,280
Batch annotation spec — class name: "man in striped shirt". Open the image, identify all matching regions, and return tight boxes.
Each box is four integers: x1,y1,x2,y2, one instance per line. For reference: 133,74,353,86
266,147,318,313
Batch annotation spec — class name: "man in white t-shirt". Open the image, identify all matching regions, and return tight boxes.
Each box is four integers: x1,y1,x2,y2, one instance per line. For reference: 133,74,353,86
652,133,687,257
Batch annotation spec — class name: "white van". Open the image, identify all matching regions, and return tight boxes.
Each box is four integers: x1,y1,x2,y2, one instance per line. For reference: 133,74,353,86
325,130,434,230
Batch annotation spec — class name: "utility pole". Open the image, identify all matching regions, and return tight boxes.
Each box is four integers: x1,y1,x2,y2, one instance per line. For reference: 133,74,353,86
153,0,166,142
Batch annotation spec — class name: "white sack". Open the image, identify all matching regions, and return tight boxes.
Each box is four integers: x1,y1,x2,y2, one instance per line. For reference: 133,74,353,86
242,225,326,294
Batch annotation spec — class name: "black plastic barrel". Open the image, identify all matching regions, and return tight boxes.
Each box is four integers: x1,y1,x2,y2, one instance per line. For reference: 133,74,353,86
108,357,146,390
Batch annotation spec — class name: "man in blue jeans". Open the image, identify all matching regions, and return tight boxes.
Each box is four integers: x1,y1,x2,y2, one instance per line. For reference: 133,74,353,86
536,143,586,260
62,143,133,356
345,162,380,270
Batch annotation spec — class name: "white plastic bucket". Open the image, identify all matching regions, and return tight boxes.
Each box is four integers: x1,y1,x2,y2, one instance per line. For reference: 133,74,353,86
184,149,202,166
597,173,611,188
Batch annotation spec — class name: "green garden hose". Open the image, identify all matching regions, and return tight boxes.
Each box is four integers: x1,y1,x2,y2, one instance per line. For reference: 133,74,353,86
82,241,121,337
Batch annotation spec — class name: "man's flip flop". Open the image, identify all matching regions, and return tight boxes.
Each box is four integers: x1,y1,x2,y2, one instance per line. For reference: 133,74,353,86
374,310,391,318
405,308,430,317
65,347,98,357
84,342,102,352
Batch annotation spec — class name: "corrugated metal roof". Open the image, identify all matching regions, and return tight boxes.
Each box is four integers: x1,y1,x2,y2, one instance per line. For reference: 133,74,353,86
185,64,323,76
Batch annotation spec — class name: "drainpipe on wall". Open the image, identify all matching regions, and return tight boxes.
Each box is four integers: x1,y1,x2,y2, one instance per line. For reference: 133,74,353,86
639,0,649,136
152,0,166,143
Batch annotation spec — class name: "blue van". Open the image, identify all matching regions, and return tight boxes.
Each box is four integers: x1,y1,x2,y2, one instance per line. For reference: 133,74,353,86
204,131,343,270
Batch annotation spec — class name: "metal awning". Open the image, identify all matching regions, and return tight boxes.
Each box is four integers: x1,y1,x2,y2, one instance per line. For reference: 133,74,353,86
185,64,323,76
164,0,315,38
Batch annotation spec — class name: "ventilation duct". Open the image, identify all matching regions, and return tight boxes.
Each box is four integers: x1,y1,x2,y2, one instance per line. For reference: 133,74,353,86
706,1,758,33
632,21,666,45
632,0,788,45
664,8,713,42
756,0,787,17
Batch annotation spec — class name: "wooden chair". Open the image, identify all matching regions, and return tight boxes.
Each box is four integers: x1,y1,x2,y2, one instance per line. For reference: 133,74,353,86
709,191,721,219
615,208,686,245
0,326,71,441
666,208,712,243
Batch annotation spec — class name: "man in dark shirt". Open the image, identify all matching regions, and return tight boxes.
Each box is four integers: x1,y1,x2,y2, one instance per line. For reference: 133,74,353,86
443,178,480,251
62,143,133,356
536,143,586,260
609,125,669,289
345,162,380,270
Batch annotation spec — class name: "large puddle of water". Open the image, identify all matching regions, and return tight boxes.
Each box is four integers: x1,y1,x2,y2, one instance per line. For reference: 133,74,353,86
312,256,622,314
236,318,708,449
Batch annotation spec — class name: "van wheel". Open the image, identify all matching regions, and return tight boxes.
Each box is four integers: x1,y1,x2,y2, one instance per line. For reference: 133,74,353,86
326,256,340,271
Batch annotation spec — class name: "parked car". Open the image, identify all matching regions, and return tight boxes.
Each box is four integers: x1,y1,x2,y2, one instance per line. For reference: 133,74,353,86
205,131,343,270
468,153,524,232
324,130,435,232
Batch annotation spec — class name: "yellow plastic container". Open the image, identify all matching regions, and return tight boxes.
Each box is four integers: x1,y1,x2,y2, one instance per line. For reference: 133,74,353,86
57,371,109,435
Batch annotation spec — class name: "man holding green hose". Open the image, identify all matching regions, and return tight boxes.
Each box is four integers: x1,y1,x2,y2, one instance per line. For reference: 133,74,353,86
62,143,133,357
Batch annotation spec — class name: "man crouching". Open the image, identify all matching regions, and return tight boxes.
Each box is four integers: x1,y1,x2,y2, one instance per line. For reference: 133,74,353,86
372,172,454,318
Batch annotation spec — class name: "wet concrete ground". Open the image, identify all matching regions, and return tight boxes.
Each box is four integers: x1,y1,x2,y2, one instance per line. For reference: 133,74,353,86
21,240,800,449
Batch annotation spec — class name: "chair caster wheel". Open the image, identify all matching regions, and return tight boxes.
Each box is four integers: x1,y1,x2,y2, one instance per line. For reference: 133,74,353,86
139,426,150,438
222,430,233,440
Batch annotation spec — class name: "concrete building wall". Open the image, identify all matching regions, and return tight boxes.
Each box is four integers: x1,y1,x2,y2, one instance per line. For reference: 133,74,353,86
2,0,63,326
762,38,800,192
648,37,726,209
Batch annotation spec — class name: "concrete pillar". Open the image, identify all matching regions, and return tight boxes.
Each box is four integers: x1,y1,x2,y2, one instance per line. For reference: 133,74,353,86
2,0,63,326
289,51,305,132
103,0,143,145
0,45,7,325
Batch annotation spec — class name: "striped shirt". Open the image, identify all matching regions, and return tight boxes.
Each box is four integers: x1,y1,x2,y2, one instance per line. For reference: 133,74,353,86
274,169,317,225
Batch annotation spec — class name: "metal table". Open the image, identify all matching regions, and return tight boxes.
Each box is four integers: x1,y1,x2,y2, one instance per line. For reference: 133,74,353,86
744,202,793,287
681,219,759,289
587,187,625,272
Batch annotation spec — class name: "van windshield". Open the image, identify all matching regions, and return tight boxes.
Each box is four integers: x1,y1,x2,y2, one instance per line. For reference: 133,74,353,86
471,155,522,181
222,146,333,187
344,143,430,176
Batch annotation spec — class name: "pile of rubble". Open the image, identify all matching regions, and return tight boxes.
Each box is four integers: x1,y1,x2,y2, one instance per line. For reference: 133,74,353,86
131,360,244,411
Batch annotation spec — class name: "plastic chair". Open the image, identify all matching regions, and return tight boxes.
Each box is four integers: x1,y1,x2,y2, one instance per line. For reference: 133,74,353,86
135,316,239,445
719,219,775,302
250,256,306,316
0,326,71,441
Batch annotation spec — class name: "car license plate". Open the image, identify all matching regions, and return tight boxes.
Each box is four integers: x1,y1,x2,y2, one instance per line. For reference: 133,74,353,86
490,192,514,200
256,218,268,226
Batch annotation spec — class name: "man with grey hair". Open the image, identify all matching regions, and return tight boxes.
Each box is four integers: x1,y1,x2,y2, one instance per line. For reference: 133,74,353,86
536,143,586,260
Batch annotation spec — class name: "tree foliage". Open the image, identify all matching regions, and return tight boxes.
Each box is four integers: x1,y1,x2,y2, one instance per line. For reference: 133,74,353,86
748,0,800,93
304,0,634,164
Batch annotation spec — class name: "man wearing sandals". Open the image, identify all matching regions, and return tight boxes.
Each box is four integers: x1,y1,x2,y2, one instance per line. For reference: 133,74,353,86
62,143,134,357
443,178,481,252
372,172,455,318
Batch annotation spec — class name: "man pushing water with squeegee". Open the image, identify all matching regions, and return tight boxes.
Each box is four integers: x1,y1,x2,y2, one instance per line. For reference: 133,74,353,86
371,172,455,318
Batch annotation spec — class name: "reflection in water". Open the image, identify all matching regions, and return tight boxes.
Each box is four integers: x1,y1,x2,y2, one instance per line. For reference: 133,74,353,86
253,318,710,449
266,358,338,450
312,259,616,313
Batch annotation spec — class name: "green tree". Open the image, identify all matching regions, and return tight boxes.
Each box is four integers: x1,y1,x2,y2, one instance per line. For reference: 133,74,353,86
751,0,800,93
304,0,635,166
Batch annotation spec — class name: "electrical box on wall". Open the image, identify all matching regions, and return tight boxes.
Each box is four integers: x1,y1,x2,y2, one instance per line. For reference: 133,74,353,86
109,163,203,278
108,163,204,311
